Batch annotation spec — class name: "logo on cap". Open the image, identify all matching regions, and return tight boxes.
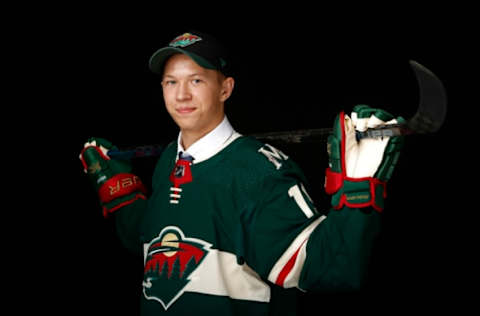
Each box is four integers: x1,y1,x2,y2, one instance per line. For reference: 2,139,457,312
169,33,202,48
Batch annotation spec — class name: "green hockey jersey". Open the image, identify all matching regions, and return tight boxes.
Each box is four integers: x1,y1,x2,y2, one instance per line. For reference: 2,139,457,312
114,133,381,316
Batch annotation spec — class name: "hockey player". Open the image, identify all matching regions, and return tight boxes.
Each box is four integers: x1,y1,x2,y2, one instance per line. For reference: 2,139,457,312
80,31,404,315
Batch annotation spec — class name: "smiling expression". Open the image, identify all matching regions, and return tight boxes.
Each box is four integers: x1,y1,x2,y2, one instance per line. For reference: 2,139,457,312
161,54,234,148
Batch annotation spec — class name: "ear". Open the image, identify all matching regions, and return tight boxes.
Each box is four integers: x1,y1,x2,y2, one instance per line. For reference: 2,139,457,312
219,77,235,102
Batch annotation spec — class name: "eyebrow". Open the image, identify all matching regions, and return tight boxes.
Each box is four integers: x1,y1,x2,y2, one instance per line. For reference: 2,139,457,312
162,73,205,80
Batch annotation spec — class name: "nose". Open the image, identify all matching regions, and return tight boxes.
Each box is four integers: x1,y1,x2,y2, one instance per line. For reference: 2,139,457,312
176,81,192,101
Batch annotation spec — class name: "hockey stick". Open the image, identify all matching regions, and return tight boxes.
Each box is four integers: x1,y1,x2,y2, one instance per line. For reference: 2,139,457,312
107,60,447,159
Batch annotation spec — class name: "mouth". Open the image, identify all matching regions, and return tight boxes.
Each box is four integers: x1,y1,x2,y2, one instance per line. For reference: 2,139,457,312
176,107,196,115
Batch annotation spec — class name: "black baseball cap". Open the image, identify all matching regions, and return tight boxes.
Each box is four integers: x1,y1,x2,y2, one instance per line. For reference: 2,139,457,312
149,31,231,76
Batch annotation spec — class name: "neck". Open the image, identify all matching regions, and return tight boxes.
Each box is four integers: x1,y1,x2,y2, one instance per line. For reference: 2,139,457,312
181,131,206,150
180,116,224,150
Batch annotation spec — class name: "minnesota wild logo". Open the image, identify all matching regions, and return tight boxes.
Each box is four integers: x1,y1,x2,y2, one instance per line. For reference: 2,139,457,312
169,33,202,48
143,226,210,310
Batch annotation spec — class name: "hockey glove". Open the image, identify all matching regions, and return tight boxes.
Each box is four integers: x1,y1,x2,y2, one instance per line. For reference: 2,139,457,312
80,137,147,217
325,105,405,212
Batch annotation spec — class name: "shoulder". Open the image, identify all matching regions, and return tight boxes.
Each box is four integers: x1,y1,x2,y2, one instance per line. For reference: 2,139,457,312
151,141,177,182
153,140,176,165
161,141,177,157
224,136,310,203
227,136,301,177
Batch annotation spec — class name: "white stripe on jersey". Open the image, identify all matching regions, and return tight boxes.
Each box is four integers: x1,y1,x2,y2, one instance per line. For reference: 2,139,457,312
186,250,270,302
267,215,327,288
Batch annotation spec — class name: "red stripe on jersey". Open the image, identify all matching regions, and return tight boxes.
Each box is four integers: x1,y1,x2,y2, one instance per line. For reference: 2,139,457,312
275,239,307,287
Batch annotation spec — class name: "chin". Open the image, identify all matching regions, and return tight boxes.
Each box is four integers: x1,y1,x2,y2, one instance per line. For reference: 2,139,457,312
174,117,199,131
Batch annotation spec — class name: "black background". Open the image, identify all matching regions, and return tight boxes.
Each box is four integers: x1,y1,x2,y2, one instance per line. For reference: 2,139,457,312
16,4,474,315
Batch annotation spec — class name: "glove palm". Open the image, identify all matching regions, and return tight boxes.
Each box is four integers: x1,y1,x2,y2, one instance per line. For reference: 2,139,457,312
325,105,405,212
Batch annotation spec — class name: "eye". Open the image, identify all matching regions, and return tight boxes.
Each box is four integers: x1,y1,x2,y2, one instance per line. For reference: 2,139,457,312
162,79,176,86
192,78,202,85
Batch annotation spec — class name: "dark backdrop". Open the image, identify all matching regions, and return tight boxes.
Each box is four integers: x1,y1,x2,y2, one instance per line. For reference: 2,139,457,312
21,7,472,315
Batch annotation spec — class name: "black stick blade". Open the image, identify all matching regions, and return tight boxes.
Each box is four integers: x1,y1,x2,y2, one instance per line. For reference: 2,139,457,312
408,60,448,133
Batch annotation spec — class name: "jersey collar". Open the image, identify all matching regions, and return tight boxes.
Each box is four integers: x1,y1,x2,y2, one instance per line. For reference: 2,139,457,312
177,116,240,164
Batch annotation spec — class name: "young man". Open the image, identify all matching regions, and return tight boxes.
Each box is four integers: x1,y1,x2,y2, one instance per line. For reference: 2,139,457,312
80,31,404,315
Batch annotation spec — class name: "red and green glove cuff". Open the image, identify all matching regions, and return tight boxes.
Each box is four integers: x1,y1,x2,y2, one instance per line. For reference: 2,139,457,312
97,172,146,217
325,168,386,212
80,138,147,217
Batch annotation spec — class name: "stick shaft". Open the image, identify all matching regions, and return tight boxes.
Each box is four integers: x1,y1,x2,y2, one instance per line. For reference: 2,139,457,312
251,128,333,143
107,124,412,159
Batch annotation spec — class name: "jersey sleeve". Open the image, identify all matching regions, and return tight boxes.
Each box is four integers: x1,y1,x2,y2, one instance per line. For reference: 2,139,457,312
242,143,382,292
297,206,381,292
113,142,176,256
114,197,148,256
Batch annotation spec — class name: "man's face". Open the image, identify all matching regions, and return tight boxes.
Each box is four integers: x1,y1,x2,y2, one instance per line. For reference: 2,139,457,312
162,54,232,138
